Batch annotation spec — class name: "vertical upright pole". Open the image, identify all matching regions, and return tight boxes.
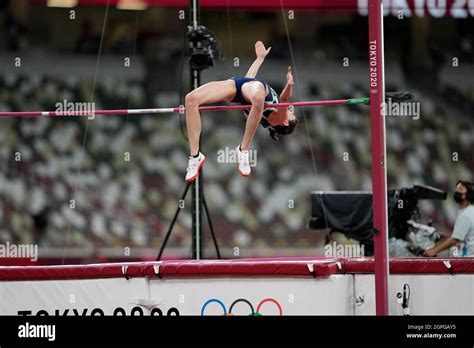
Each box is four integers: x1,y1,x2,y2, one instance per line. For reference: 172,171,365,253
190,0,203,260
368,0,389,315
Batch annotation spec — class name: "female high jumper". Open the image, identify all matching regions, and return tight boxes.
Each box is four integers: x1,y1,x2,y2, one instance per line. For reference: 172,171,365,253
184,41,298,182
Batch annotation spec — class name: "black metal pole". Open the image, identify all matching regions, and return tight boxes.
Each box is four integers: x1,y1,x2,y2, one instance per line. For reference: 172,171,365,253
157,0,221,261
157,182,191,261
190,0,203,260
203,194,221,259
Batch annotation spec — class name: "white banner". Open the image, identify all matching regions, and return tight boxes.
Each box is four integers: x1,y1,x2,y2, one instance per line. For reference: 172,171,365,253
0,278,149,316
355,274,474,315
0,276,353,316
2,273,473,315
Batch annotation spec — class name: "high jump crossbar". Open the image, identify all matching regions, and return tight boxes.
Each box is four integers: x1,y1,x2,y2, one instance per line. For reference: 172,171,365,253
0,99,364,117
0,93,413,117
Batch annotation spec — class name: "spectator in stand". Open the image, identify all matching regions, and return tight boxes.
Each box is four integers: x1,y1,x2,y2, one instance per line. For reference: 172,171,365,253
424,180,474,257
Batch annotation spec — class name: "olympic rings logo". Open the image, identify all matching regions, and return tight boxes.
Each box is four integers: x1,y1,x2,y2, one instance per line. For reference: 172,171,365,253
200,298,283,316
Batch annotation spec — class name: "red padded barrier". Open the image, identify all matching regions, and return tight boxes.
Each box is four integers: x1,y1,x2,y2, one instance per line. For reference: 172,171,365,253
1,257,473,281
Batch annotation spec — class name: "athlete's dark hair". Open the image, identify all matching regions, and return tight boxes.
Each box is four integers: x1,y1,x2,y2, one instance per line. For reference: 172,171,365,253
456,179,474,203
269,118,298,141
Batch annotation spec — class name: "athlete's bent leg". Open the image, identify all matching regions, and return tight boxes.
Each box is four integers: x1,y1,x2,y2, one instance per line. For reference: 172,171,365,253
184,80,235,182
237,85,265,176
240,85,265,150
185,80,235,156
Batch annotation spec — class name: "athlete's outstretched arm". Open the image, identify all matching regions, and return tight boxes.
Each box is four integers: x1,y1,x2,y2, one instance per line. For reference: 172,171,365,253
245,41,271,78
271,66,295,123
279,66,294,102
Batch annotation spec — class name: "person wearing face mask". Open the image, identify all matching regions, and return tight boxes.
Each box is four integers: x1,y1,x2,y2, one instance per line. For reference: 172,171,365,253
423,180,474,257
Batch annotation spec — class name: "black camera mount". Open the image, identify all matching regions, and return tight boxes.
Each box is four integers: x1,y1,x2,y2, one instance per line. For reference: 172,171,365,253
187,25,223,71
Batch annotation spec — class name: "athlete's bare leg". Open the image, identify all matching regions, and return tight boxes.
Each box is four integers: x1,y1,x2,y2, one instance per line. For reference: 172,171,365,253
240,81,266,150
185,80,236,156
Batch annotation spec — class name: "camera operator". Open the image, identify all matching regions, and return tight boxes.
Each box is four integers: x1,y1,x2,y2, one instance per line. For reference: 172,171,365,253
423,180,474,257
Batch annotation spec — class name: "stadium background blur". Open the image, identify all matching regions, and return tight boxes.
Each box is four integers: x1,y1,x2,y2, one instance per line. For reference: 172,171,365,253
0,0,473,263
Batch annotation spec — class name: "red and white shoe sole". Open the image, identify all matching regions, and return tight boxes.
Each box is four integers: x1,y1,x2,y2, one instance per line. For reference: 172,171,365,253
185,157,206,182
238,167,251,177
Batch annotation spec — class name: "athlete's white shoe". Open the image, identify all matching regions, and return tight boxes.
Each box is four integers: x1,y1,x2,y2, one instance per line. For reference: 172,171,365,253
185,152,206,182
236,145,251,177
